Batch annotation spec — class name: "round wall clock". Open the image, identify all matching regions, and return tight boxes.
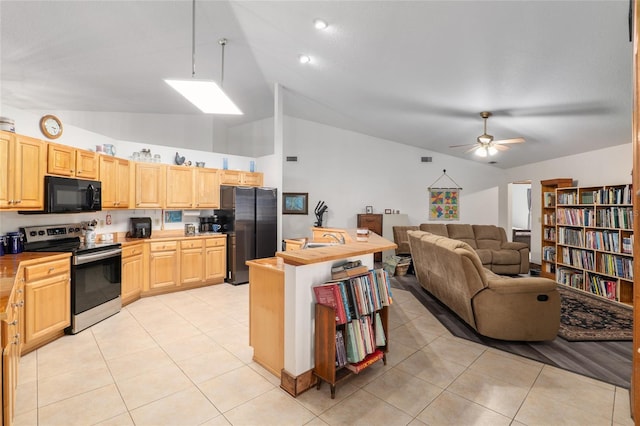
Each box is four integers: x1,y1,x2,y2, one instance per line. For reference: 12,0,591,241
39,114,63,139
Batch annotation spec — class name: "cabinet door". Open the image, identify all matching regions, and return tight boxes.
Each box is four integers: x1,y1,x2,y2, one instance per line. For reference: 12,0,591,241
135,162,165,208
195,168,220,208
14,135,45,209
99,156,118,208
241,172,263,187
181,248,204,284
122,247,143,306
219,170,242,185
24,274,70,344
205,245,226,281
75,149,98,179
47,143,75,177
0,132,13,208
149,250,178,289
166,166,194,208
116,159,131,208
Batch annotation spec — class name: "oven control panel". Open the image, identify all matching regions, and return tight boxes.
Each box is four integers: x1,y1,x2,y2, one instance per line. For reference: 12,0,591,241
21,224,83,243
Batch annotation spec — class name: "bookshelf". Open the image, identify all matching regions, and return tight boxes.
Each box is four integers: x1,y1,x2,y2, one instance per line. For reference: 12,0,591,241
313,269,391,399
554,184,634,305
540,178,574,279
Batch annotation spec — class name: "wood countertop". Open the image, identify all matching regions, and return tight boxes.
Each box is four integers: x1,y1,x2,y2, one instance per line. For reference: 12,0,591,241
246,257,285,272
276,228,396,266
114,231,227,246
0,252,72,319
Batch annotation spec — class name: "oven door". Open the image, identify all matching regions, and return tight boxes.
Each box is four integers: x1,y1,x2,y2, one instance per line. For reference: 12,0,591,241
72,248,122,315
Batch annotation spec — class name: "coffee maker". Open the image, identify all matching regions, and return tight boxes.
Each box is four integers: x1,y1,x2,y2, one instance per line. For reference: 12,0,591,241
199,215,220,233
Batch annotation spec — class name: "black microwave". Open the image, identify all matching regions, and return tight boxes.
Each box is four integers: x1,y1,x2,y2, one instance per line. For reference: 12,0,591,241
42,176,102,213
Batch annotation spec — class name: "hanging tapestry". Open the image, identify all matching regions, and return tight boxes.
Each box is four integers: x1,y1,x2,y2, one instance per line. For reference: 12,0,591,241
429,188,459,220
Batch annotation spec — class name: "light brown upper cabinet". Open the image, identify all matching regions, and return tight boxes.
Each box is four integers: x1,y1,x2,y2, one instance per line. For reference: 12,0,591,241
166,165,195,209
135,162,166,209
195,167,220,209
47,142,98,180
219,170,263,187
99,155,131,209
0,131,46,210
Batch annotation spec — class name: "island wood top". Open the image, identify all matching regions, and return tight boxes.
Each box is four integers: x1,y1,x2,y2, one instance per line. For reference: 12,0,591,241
276,228,396,266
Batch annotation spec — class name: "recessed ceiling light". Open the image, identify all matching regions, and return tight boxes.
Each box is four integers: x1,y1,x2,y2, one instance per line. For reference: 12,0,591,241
299,55,311,64
314,19,328,30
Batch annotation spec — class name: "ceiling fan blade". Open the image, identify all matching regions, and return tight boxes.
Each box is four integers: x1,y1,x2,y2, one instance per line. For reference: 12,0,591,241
493,144,510,151
494,137,525,145
465,145,480,154
449,143,477,148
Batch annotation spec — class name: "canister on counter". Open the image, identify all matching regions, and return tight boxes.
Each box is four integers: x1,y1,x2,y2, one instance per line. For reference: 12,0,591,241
0,234,5,256
6,232,23,254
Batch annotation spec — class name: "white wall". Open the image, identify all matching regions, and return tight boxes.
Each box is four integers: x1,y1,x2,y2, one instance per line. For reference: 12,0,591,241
281,116,506,239
505,143,632,263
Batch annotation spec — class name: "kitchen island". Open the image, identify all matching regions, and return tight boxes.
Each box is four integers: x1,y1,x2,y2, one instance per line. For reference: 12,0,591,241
247,228,396,396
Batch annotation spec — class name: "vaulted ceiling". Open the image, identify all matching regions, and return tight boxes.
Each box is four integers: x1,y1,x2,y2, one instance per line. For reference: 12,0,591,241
0,0,633,168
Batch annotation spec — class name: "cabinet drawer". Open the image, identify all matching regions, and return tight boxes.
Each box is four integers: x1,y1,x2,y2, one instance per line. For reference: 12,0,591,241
122,244,144,258
149,241,177,252
206,237,226,247
180,239,203,250
24,259,70,281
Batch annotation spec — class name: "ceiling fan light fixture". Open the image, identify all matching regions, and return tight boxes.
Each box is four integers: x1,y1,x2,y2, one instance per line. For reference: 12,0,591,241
475,147,488,157
487,145,498,156
478,134,492,144
313,19,328,30
299,54,312,64
165,79,243,115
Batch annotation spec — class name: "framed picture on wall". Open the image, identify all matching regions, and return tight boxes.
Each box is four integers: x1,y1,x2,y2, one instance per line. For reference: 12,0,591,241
365,206,373,214
283,192,309,214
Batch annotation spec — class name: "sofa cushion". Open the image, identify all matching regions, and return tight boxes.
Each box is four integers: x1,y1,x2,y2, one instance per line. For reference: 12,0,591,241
491,249,521,265
473,225,504,250
419,223,449,237
446,224,477,248
475,248,492,265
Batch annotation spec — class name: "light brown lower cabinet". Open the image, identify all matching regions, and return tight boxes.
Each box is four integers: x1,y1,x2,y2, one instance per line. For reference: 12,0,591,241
148,241,179,292
22,258,71,354
121,243,144,306
180,239,204,285
3,271,24,426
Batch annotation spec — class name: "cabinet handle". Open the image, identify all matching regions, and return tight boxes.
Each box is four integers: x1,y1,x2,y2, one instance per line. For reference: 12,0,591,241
11,301,23,308
49,267,55,272
78,170,82,174
8,320,17,326
15,200,21,204
17,288,23,293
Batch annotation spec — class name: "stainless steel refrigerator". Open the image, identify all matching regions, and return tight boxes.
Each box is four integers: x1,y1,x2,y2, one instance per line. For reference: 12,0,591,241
217,186,278,285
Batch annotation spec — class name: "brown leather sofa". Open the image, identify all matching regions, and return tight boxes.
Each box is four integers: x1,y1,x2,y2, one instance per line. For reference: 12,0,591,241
418,224,529,275
407,230,560,341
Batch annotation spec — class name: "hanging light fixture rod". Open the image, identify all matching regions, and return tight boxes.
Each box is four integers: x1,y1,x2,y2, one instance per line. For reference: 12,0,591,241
191,0,196,77
219,38,227,87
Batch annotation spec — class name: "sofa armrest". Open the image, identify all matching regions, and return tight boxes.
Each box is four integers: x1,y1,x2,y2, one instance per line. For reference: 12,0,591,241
501,241,528,251
485,276,557,294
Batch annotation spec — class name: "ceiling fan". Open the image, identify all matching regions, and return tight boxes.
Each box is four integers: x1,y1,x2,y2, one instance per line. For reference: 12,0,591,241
450,111,525,157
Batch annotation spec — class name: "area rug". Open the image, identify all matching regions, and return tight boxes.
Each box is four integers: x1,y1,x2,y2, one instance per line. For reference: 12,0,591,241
390,273,633,388
557,285,633,341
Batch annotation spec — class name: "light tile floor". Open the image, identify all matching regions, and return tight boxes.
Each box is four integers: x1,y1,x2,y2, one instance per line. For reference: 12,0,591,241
13,283,634,426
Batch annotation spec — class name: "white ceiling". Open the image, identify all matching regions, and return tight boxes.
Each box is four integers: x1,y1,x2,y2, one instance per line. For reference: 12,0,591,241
0,0,633,168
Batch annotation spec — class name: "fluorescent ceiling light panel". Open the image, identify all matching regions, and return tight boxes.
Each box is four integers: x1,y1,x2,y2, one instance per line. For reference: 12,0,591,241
164,79,243,115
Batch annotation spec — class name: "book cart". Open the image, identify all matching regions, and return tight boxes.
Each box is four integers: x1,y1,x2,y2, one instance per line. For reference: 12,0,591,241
313,268,391,399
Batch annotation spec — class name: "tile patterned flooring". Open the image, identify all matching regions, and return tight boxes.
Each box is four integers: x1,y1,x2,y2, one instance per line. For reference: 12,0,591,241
13,283,634,426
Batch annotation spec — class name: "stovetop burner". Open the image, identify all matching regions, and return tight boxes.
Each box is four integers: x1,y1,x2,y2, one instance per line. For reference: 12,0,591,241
20,223,120,255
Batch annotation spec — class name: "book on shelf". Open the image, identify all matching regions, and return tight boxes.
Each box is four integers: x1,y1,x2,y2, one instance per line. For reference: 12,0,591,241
374,311,386,346
543,192,556,207
331,260,370,280
344,349,385,374
313,283,347,325
335,330,348,368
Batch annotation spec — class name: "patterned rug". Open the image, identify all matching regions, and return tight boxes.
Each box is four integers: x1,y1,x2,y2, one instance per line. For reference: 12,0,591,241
557,285,633,341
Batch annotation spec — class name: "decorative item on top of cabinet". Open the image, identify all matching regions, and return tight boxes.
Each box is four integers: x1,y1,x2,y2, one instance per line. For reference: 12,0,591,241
99,155,131,209
47,142,98,179
357,214,383,261
0,131,46,211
